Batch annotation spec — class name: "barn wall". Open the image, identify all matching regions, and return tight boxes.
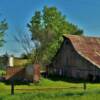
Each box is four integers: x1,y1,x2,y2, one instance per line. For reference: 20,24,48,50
48,39,100,80
25,65,33,81
6,64,40,82
6,67,25,80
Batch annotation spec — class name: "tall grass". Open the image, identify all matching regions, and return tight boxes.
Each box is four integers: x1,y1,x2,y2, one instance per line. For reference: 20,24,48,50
0,89,100,100
1,78,100,100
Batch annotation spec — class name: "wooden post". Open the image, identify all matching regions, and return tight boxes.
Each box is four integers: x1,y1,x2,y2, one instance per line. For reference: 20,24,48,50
11,79,14,95
83,79,86,90
46,65,48,78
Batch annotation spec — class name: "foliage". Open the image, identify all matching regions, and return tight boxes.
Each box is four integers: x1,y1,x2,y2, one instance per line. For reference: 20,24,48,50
27,6,83,64
0,19,8,46
0,70,6,76
0,53,9,70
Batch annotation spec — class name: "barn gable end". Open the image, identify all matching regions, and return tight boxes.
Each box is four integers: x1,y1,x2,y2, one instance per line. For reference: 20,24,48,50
47,35,100,80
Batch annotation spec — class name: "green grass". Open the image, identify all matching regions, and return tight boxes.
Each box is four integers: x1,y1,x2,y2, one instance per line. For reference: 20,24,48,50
0,70,6,76
1,90,100,100
1,78,100,100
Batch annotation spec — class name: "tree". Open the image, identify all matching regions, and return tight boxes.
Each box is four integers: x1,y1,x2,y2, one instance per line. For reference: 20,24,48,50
0,19,8,46
13,29,35,63
27,6,83,64
13,31,34,55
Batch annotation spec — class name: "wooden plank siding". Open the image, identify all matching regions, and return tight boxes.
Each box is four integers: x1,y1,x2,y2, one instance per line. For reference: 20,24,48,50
47,35,100,81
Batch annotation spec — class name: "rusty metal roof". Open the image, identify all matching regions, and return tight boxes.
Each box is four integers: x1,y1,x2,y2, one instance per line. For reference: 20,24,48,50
64,35,100,68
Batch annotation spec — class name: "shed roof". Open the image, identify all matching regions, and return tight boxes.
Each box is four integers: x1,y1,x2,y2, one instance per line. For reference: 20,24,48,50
64,35,100,68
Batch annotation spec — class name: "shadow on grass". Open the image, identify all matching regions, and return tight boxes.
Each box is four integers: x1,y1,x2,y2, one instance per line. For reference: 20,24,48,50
2,80,31,85
58,92,85,97
35,92,86,97
62,90,100,97
45,74,100,84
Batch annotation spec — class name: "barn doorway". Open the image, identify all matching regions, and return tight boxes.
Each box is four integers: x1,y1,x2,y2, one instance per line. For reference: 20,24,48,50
88,74,93,81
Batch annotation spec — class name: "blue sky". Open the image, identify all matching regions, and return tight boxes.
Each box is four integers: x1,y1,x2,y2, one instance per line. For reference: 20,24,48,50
0,0,100,56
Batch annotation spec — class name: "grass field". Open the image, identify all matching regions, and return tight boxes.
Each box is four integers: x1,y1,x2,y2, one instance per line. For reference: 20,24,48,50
1,78,100,100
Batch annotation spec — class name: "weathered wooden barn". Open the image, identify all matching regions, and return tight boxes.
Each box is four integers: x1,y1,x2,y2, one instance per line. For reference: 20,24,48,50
47,35,100,81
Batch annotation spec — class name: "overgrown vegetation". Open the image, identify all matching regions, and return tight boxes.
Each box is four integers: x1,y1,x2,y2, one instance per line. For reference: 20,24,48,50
27,6,83,65
1,78,100,100
0,70,5,76
1,90,100,100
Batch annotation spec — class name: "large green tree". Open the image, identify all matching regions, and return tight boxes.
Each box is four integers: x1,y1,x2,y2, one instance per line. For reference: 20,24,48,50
27,6,83,64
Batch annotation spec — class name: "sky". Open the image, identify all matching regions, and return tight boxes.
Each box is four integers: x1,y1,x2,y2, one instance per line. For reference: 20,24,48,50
0,0,100,56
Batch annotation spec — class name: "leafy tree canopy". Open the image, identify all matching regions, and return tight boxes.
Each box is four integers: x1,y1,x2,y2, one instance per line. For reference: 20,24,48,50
27,6,83,64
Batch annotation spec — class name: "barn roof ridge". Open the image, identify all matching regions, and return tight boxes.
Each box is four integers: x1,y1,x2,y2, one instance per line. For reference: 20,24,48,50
63,34,100,39
63,35,100,68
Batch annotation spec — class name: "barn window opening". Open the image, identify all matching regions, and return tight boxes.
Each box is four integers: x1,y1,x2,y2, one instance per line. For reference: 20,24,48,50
95,75,100,82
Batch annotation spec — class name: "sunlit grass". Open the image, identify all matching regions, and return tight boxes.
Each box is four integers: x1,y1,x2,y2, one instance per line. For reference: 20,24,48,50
1,78,100,100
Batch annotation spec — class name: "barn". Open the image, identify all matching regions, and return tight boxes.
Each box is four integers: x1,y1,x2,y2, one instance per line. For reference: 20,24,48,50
47,35,100,81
